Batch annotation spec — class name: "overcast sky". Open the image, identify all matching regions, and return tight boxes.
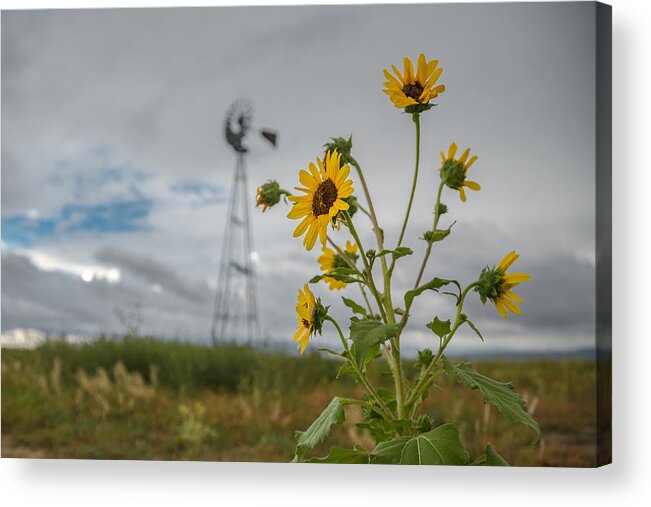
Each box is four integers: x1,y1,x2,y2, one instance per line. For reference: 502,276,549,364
1,2,598,354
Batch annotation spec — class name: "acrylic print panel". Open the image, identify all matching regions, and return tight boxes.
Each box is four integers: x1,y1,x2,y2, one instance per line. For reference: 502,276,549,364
1,2,611,466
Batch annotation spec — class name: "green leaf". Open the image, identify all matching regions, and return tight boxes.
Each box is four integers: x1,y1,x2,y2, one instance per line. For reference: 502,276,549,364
422,227,452,245
442,357,541,440
336,361,356,380
404,277,459,309
426,317,451,338
318,347,344,358
305,446,369,464
309,267,361,284
471,443,510,466
342,297,367,317
463,318,484,342
370,423,470,465
376,247,413,261
349,319,401,369
294,397,345,460
484,444,510,466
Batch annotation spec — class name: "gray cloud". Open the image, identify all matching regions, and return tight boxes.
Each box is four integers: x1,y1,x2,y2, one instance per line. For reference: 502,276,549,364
1,3,597,352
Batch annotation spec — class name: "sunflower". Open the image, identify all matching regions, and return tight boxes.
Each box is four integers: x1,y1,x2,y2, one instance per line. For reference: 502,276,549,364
293,284,317,354
318,240,358,291
256,180,284,212
476,251,531,318
439,142,480,202
383,54,445,111
287,150,354,251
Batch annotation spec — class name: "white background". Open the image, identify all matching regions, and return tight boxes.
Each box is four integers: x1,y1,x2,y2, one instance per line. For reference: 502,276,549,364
1,0,649,505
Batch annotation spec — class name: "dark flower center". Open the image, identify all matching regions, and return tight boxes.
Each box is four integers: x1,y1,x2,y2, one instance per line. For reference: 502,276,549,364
302,318,310,329
402,82,424,101
312,178,338,217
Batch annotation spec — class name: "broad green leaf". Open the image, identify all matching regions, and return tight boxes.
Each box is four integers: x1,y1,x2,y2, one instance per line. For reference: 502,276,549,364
294,397,345,460
426,317,451,337
349,319,401,369
442,357,541,440
370,423,470,465
306,446,369,464
404,277,459,309
342,297,367,316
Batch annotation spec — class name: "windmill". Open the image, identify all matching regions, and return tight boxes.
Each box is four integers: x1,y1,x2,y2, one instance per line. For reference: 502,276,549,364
211,99,277,345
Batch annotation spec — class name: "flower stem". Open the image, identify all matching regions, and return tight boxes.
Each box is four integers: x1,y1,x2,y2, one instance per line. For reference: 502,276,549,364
396,113,421,248
344,211,405,418
413,180,446,290
348,157,395,323
405,282,479,410
344,211,387,323
325,315,393,419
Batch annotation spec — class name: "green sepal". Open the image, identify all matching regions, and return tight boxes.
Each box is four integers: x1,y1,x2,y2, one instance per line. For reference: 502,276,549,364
370,423,470,465
404,103,435,114
442,357,541,441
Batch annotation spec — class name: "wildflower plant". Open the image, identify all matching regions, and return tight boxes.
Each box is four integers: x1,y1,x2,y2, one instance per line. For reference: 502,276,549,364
258,53,538,465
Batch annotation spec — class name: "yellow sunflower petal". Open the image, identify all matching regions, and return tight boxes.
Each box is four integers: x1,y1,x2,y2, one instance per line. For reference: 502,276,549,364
308,162,321,182
299,169,317,189
465,155,478,171
403,57,414,83
501,297,521,315
499,251,519,271
459,187,467,202
424,66,443,89
391,64,404,83
448,142,458,159
304,222,319,250
287,204,310,220
505,290,523,304
503,273,531,284
336,164,350,186
494,301,509,318
416,53,427,84
464,180,481,191
383,69,402,88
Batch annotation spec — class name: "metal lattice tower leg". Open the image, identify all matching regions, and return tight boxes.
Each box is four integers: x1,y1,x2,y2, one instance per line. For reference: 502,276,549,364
211,152,262,345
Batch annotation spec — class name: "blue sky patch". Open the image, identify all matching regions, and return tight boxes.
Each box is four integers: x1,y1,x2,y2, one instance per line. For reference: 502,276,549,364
2,198,152,247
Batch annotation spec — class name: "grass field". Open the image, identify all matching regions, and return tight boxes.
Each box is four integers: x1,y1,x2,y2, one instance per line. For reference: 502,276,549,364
1,337,597,466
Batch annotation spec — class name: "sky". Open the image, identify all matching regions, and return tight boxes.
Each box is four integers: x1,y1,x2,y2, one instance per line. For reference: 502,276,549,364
1,2,598,355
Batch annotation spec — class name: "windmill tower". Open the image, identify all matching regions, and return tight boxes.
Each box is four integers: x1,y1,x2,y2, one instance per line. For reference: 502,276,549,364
211,99,277,345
